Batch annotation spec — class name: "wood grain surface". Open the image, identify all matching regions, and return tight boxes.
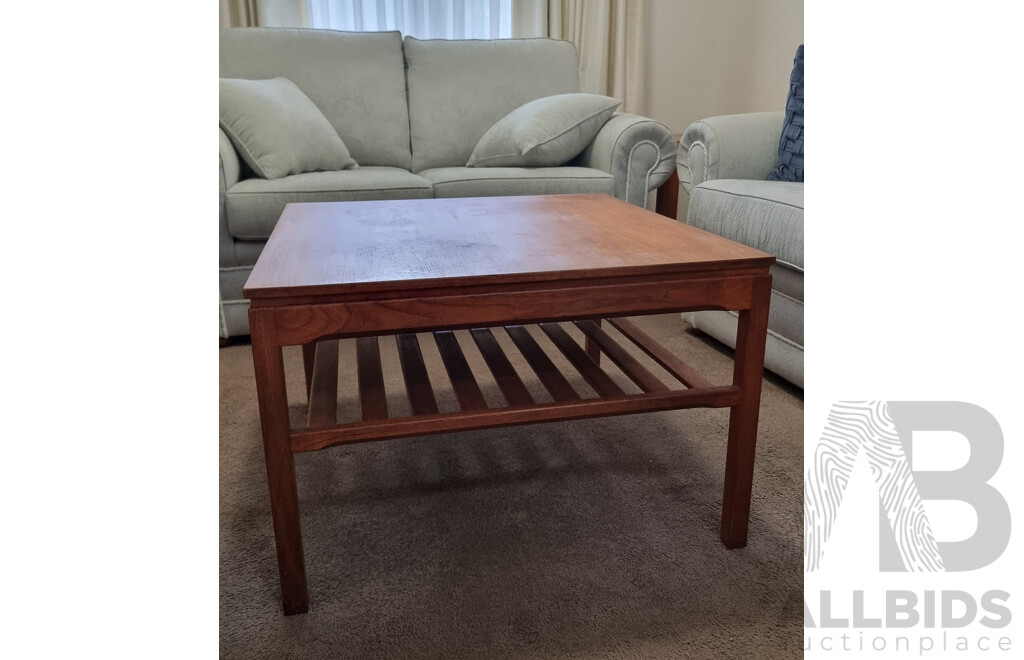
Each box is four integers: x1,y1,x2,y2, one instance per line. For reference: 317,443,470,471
244,194,774,301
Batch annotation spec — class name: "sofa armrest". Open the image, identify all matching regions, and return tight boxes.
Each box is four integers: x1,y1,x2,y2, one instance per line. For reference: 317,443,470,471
677,111,784,193
220,128,241,191
220,128,241,267
576,114,677,207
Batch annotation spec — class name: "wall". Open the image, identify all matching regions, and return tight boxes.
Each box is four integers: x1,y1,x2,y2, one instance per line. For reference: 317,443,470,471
645,0,803,132
644,0,803,216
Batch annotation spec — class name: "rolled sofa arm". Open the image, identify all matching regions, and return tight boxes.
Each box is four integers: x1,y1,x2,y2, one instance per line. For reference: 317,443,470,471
577,114,677,208
219,129,241,267
677,111,784,193
220,128,241,190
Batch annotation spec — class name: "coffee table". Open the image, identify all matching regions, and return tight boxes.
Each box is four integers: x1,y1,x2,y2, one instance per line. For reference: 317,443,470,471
244,193,774,614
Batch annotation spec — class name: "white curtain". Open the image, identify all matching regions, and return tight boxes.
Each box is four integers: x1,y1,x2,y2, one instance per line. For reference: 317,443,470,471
307,0,512,39
513,0,647,115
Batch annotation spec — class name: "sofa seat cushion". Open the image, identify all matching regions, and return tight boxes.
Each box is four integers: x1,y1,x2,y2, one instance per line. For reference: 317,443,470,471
225,167,433,240
230,241,265,268
420,167,614,199
770,263,803,304
688,179,803,273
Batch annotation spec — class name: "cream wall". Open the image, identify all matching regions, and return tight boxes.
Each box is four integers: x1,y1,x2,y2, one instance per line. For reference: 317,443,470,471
644,0,804,134
643,0,802,215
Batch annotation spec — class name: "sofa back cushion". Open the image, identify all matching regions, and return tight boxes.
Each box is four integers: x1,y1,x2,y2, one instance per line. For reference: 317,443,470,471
404,37,579,172
219,28,412,170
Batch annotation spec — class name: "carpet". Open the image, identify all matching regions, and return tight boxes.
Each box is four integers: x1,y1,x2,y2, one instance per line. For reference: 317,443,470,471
220,313,803,658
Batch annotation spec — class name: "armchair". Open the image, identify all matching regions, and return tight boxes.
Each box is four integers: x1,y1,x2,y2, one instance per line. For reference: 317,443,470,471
677,111,804,388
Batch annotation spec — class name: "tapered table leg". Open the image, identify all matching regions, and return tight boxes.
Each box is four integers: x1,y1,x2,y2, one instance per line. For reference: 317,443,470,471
250,308,309,614
720,275,772,548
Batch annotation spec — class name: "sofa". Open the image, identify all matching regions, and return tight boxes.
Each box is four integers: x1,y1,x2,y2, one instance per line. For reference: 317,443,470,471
219,28,677,339
676,111,804,388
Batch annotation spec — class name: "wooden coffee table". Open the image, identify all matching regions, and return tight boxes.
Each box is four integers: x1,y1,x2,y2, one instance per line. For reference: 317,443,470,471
244,193,774,614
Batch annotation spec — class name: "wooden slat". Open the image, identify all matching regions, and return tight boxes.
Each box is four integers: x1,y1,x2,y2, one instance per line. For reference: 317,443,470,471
539,323,625,398
584,319,602,364
433,331,488,412
301,342,316,398
470,328,534,406
396,334,439,415
306,339,338,429
355,337,388,421
574,320,671,393
608,317,714,390
504,325,579,402
291,386,742,452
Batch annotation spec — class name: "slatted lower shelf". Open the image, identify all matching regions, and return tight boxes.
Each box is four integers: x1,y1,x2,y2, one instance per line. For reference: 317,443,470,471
292,318,737,453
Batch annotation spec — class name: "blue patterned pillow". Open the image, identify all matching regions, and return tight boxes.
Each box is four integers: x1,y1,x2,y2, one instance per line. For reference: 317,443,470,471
768,45,804,182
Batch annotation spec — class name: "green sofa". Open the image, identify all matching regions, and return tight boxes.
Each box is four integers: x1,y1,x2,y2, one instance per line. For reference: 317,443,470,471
220,28,677,339
677,111,804,388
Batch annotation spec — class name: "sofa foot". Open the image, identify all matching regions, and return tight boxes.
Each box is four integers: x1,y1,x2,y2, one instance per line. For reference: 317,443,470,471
220,337,229,348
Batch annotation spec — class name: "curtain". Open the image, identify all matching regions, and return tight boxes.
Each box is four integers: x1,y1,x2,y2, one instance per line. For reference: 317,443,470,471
220,0,308,28
513,0,647,115
220,0,260,28
307,0,511,39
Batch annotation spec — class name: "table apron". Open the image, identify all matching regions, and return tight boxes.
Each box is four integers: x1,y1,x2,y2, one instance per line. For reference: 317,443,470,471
260,274,765,346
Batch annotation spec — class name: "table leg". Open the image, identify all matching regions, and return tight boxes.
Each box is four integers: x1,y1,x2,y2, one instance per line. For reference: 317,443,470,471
655,133,682,220
655,168,679,220
250,309,309,615
720,276,772,548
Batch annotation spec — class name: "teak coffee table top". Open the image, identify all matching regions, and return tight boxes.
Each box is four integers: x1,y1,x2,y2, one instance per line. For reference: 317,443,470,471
244,194,774,301
243,193,776,615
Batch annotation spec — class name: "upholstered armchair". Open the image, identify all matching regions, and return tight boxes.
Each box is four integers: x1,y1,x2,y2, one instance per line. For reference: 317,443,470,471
676,110,804,387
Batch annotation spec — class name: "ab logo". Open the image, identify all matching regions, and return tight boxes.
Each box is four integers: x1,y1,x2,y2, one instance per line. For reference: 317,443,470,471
805,401,1010,572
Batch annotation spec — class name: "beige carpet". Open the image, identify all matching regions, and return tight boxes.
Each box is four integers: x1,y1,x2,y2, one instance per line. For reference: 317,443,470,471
220,314,803,658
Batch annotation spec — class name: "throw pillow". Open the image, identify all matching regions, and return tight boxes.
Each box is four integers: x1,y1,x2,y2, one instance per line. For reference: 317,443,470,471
466,93,621,168
219,77,357,180
767,44,804,182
